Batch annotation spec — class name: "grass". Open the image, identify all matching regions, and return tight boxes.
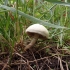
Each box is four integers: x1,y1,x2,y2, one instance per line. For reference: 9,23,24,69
0,0,70,42
0,0,70,70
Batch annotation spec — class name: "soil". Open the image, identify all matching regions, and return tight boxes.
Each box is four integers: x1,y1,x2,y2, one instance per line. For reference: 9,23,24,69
0,40,70,70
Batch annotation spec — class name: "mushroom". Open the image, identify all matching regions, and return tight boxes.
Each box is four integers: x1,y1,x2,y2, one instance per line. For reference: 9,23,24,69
24,24,49,51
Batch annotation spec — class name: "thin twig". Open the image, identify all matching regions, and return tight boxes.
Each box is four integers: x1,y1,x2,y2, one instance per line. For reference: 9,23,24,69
13,52,34,70
58,56,64,70
2,56,10,70
30,49,40,70
0,56,49,65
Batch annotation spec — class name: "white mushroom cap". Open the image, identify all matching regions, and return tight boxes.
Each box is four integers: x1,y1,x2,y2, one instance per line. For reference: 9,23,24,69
26,24,49,39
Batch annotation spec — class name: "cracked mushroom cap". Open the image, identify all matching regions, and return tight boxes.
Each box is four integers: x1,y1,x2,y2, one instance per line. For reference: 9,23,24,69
26,24,49,39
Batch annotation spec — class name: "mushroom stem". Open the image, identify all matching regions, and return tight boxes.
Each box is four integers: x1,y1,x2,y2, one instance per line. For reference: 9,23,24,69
24,34,39,51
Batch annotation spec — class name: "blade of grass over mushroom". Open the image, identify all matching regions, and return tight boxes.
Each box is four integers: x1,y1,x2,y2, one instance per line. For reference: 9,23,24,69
45,0,70,6
0,5,66,29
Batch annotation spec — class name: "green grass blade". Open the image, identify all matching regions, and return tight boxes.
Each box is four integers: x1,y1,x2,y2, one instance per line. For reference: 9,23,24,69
0,33,7,43
45,0,70,6
0,5,66,29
